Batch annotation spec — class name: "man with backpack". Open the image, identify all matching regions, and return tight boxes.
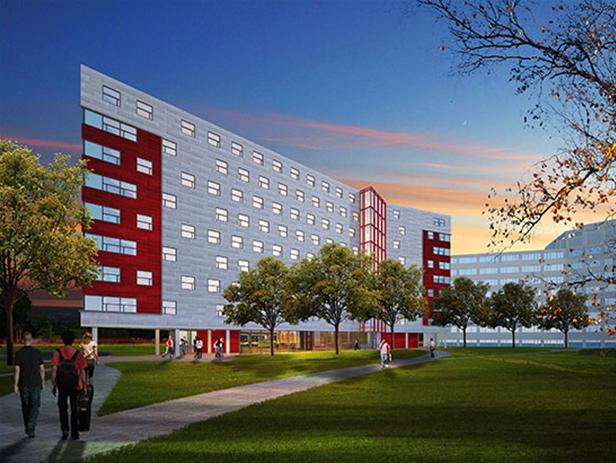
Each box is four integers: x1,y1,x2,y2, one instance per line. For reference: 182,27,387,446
51,330,87,440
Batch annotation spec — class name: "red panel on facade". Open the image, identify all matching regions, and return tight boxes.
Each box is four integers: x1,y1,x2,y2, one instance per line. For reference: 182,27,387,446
422,230,451,325
407,333,419,348
81,124,162,314
380,332,406,349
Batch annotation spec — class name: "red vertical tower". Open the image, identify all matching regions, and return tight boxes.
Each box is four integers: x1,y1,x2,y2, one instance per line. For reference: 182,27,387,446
422,230,451,325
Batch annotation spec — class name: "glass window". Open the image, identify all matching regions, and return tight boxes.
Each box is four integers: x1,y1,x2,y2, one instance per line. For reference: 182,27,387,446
393,210,400,219
238,260,249,272
231,141,243,156
259,176,270,190
311,234,320,246
398,257,406,265
136,214,152,230
136,157,153,175
181,171,196,189
231,235,243,249
237,213,249,228
352,211,359,222
137,270,153,286
399,226,406,236
136,100,153,119
306,174,315,187
325,201,334,213
311,196,320,208
215,256,228,270
181,275,196,290
321,181,330,193
290,248,300,260
349,228,356,238
339,206,347,217
335,223,343,234
162,193,176,208
181,120,196,137
95,265,121,283
428,231,434,240
84,140,120,165
290,208,300,220
335,187,343,198
216,159,228,175
272,159,283,173
162,139,177,156
321,218,330,230
208,131,221,147
238,167,249,182
85,173,137,199
259,220,269,233
290,167,299,180
272,244,283,257
306,213,315,225
278,183,288,196
348,193,356,203
427,260,434,269
215,208,228,222
207,180,221,196
102,85,121,106
296,230,305,242
253,151,264,165
296,189,305,202
439,261,451,270
162,247,177,262
393,240,400,249
253,195,264,209
253,240,264,253
162,300,176,315
181,223,195,239
278,225,288,237
86,233,137,255
85,202,120,224
433,217,447,227
208,229,221,244
272,202,283,215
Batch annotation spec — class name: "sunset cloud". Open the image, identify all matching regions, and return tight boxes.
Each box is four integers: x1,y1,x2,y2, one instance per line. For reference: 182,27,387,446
0,135,81,153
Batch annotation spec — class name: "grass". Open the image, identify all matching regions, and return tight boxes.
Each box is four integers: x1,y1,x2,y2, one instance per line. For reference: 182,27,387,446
88,348,616,463
99,349,425,415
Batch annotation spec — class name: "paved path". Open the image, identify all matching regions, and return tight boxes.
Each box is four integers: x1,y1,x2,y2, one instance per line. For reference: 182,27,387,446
0,351,448,463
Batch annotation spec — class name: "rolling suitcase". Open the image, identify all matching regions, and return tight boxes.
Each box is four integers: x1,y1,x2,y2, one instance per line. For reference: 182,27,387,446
77,384,94,432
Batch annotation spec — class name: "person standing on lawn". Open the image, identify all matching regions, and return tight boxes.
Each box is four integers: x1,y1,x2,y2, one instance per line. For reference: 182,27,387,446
214,337,224,360
429,337,436,358
353,338,360,350
14,331,45,438
51,330,87,440
379,338,391,369
80,332,98,383
195,337,204,360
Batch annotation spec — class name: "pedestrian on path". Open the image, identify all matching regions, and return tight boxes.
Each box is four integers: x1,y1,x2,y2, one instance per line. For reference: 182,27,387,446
14,331,45,438
378,339,391,369
195,337,204,360
214,337,224,360
179,337,188,358
51,330,87,440
354,338,360,350
80,332,98,384
429,337,436,358
162,336,174,360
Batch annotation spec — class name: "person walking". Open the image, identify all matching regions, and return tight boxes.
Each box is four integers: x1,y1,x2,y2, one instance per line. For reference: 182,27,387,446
14,332,45,438
379,338,391,369
179,337,187,358
80,332,98,384
51,330,87,440
162,336,174,360
195,337,203,360
353,338,360,351
429,337,436,358
214,337,224,360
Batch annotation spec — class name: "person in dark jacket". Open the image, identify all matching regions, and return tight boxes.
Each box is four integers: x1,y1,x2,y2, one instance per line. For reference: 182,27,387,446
14,332,45,438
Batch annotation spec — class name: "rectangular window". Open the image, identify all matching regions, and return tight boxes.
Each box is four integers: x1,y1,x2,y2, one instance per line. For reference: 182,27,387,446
162,139,177,156
136,214,152,230
296,230,305,242
307,252,315,259
86,233,137,255
85,173,137,199
84,295,136,313
335,223,343,234
427,260,434,269
335,187,343,198
272,202,283,215
102,85,121,106
393,240,400,249
306,174,315,187
162,247,177,262
181,224,196,239
215,159,228,175
399,226,406,236
321,219,330,230
162,300,177,315
393,210,400,219
208,131,221,147
231,141,243,157
95,265,121,283
439,233,451,242
349,228,356,238
231,188,243,202
291,208,300,221
290,167,300,180
237,213,249,228
439,261,451,270
306,213,315,225
272,159,283,173
208,180,221,196
325,201,334,213
311,196,320,208
290,248,300,260
352,211,359,222
238,167,249,182
258,220,269,233
339,206,347,217
238,260,249,272
278,225,288,237
84,109,137,141
253,151,264,165
208,229,221,244
85,202,121,224
259,176,270,189
398,257,406,265
181,120,196,137
136,157,153,175
137,270,153,286
428,231,434,240
215,208,228,222
162,193,176,209
208,279,221,293
296,189,305,202
231,235,243,249
348,193,356,203
215,256,228,270
321,181,330,193
272,244,283,257
311,234,320,246
181,171,196,189
253,195,264,209
136,100,153,120
253,240,264,253
181,275,195,290
278,183,288,196
84,140,120,165
427,289,434,298
433,217,447,227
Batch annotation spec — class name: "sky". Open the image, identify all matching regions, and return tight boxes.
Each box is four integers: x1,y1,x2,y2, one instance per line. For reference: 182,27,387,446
0,0,594,254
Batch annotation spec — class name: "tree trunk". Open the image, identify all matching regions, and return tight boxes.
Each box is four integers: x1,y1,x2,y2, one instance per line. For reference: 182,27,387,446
334,322,340,355
390,323,395,350
512,328,516,349
564,328,569,349
269,327,275,356
462,326,467,348
3,289,16,366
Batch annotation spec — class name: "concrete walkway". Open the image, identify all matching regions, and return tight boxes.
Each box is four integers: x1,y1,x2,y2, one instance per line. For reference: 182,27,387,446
0,351,448,463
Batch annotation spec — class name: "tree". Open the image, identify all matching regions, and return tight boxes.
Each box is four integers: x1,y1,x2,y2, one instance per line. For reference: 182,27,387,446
420,0,615,332
432,277,489,348
375,260,426,350
538,288,590,348
489,282,537,348
0,289,30,339
0,140,99,365
288,244,378,354
223,257,298,356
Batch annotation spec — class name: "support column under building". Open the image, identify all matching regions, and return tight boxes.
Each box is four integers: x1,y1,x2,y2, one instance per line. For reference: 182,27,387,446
155,329,160,356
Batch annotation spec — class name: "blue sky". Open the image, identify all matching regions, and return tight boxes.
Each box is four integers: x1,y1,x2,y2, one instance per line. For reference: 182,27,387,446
1,0,580,253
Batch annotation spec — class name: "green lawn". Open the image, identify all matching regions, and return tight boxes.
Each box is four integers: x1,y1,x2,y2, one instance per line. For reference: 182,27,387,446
99,349,425,415
89,349,616,463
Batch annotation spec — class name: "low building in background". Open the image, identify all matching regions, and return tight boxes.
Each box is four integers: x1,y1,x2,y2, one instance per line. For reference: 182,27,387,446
450,220,616,347
79,66,452,353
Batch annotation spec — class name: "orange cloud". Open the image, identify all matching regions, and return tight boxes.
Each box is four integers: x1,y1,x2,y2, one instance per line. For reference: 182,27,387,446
1,135,81,152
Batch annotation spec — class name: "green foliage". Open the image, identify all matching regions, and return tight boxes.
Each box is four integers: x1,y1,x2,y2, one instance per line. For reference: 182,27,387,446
432,277,489,347
489,282,537,348
0,139,99,364
375,260,425,348
538,288,590,348
224,257,297,355
287,244,378,354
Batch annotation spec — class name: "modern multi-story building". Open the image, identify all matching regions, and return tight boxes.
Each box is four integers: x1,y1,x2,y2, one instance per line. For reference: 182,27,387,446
79,66,452,353
449,220,616,347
